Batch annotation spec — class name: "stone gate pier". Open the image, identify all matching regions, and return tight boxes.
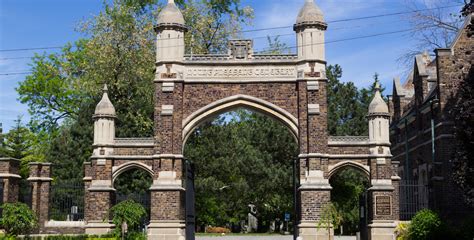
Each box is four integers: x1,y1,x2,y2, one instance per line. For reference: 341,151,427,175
82,0,399,239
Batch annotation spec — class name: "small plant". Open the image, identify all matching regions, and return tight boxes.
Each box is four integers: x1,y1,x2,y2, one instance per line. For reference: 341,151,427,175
0,202,38,237
108,200,147,237
317,202,343,240
395,222,410,240
408,209,441,240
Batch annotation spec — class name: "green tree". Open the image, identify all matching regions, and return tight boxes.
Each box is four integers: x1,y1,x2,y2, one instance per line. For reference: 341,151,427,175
330,168,369,235
179,0,254,54
17,0,254,182
184,110,297,231
262,36,290,54
317,202,343,240
327,67,386,136
0,117,45,178
449,52,474,206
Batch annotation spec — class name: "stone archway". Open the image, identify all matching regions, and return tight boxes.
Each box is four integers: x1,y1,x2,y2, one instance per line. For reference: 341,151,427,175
182,94,299,144
182,105,299,236
83,1,400,239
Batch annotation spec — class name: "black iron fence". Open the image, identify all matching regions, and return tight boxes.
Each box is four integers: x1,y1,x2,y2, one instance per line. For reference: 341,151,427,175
49,181,84,221
399,180,428,220
19,179,32,208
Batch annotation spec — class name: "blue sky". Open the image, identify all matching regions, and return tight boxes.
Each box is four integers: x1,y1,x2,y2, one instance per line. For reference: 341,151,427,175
0,0,463,131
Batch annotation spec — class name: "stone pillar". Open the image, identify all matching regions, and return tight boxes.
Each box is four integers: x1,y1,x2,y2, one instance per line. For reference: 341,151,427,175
0,158,21,203
298,165,333,240
367,160,397,240
84,159,115,235
148,156,185,240
28,162,53,232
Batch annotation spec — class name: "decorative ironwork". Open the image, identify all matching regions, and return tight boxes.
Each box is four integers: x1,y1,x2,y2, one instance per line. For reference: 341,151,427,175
19,179,32,208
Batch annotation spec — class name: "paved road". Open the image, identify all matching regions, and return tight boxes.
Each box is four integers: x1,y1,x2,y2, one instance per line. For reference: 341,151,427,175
196,235,356,240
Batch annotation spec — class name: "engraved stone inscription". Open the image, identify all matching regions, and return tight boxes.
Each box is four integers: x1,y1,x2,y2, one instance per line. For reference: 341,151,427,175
185,66,296,79
375,196,392,216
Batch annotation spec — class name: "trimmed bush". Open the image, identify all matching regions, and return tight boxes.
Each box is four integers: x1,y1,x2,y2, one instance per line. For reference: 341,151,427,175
0,202,38,236
409,209,441,240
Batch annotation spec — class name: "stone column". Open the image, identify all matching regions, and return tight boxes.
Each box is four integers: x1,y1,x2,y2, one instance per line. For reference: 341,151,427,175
0,158,21,203
84,159,115,235
28,162,53,232
367,161,397,240
151,61,186,240
148,155,185,240
298,160,333,240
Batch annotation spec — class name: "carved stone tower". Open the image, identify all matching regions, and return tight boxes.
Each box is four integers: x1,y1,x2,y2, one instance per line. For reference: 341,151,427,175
294,0,327,62
93,84,116,156
155,0,187,62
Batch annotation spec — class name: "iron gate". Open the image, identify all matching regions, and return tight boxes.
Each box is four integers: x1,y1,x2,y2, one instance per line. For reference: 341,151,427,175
49,181,84,221
399,180,428,220
359,191,368,240
185,159,196,240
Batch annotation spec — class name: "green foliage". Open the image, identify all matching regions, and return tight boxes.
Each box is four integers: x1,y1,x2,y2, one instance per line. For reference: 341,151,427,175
114,168,152,195
317,202,343,239
449,65,474,206
327,65,385,136
44,235,89,240
330,168,369,235
0,203,38,236
408,209,441,240
0,117,46,178
185,110,297,231
180,0,254,54
124,231,147,240
18,0,254,187
395,222,410,240
109,200,147,236
262,36,290,54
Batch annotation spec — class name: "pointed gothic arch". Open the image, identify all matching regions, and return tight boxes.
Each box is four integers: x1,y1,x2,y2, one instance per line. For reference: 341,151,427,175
182,94,299,145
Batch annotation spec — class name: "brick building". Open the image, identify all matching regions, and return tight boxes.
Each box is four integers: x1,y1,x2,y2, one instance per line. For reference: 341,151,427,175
388,13,473,221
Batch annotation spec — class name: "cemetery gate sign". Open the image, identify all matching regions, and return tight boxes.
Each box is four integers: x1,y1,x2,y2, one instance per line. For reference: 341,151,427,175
83,0,400,239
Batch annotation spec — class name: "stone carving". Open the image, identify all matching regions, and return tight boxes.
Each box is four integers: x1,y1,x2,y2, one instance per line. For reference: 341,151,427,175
375,196,392,216
305,62,321,78
161,64,177,79
114,138,154,145
328,136,369,143
185,66,296,79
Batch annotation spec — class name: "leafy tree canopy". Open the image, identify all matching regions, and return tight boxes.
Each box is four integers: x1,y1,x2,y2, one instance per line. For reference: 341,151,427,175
184,110,298,231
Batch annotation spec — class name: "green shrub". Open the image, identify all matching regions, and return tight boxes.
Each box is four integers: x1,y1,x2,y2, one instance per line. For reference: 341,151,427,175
44,235,89,240
395,222,410,240
409,209,441,240
0,202,38,236
125,232,146,240
108,200,147,236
